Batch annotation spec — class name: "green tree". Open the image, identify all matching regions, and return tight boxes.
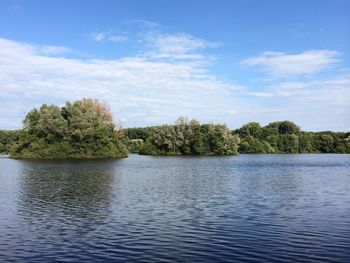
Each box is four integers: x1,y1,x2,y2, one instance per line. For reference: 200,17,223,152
10,99,127,159
266,121,300,135
133,118,239,155
239,136,274,153
278,134,299,153
237,122,263,139
315,134,334,153
0,130,19,153
299,133,315,153
207,124,239,155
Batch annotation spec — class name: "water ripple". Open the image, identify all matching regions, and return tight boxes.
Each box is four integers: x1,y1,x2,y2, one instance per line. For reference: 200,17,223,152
0,154,349,262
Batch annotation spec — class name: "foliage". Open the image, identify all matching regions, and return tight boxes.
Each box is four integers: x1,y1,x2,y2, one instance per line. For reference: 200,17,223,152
234,121,350,154
3,109,350,157
10,99,128,159
128,139,144,153
126,117,239,155
0,130,19,153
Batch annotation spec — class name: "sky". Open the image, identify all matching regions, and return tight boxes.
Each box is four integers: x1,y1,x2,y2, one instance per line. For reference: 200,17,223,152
0,0,349,131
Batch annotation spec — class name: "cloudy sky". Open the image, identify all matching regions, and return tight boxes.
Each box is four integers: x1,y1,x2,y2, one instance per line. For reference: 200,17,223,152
0,0,349,131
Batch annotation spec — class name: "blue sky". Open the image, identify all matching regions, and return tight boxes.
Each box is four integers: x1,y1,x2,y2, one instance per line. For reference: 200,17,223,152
0,0,349,130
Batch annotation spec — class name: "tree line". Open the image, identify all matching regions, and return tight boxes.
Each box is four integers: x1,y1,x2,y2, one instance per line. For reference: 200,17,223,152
234,121,350,153
125,117,239,155
0,99,349,158
125,120,350,154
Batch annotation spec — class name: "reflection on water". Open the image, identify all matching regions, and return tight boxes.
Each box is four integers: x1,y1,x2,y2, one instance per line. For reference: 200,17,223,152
0,154,350,262
17,161,117,235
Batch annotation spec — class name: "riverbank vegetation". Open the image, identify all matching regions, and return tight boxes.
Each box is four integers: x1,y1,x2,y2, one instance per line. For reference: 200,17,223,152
125,121,350,154
125,117,240,155
234,121,350,153
1,100,349,158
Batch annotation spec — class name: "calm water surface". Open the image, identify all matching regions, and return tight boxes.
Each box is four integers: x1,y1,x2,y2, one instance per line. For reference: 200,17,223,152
0,154,350,262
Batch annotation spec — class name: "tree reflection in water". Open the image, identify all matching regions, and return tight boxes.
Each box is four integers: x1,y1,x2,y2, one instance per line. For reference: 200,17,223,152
17,160,121,237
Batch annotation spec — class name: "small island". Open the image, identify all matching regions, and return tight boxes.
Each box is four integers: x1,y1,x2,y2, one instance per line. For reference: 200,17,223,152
1,98,349,159
9,98,128,159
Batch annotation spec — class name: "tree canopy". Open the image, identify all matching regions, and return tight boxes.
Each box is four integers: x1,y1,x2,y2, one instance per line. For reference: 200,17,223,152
10,99,128,159
234,121,350,154
125,117,239,155
1,104,349,158
125,117,240,155
125,120,350,155
0,130,19,154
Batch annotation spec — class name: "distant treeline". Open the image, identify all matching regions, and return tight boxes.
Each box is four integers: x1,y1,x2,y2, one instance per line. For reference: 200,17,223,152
125,120,350,154
124,117,239,155
233,121,350,154
1,100,349,158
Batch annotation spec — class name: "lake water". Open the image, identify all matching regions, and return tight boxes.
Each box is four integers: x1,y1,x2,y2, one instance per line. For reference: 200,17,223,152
0,154,350,262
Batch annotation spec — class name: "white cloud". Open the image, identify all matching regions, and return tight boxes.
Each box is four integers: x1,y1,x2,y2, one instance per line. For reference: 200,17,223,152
141,33,220,61
91,32,106,42
91,32,128,43
108,35,128,43
238,75,350,130
0,37,349,131
149,33,218,54
247,77,350,102
241,50,340,77
36,45,72,55
146,52,206,61
0,38,71,57
248,82,308,97
131,19,160,28
0,37,241,129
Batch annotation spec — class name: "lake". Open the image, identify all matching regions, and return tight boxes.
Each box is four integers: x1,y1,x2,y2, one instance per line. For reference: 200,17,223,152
0,154,350,262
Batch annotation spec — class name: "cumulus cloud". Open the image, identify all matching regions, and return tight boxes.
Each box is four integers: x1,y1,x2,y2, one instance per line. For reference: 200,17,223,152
0,37,242,129
236,75,350,130
241,50,340,77
0,36,349,131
